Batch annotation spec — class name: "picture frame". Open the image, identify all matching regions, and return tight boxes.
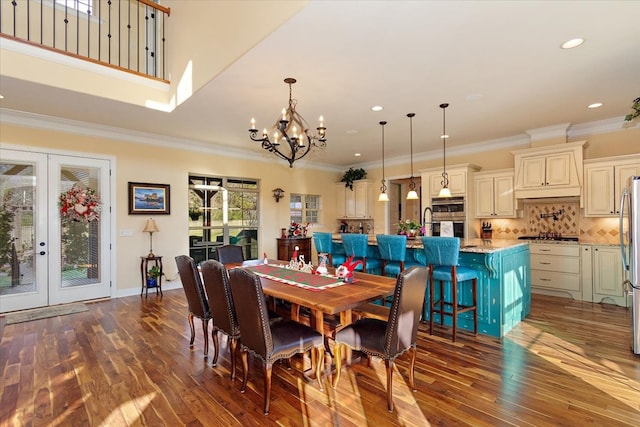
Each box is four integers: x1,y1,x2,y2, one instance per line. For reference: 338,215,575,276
128,182,170,215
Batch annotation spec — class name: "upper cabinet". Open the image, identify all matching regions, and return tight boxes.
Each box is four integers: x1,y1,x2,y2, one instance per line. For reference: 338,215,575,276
584,154,640,217
335,179,373,219
421,164,480,199
512,141,585,200
473,169,516,218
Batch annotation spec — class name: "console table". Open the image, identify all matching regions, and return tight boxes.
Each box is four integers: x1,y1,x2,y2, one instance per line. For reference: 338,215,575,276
277,237,311,263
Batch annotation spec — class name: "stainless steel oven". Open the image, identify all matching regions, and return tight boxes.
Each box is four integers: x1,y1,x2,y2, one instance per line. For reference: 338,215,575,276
430,196,465,238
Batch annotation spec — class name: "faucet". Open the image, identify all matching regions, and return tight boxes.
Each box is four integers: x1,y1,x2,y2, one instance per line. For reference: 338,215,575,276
422,206,432,235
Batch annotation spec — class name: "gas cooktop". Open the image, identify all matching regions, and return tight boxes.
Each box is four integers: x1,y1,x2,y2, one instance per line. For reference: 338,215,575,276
517,235,579,242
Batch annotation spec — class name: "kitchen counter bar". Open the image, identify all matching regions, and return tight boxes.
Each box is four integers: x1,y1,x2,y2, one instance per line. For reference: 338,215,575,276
329,234,530,338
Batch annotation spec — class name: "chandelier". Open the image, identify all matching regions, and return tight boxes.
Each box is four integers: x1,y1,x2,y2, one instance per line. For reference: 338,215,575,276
249,77,326,168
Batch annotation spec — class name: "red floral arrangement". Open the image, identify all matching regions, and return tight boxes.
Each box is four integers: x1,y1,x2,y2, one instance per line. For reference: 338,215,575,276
59,184,101,222
288,222,309,237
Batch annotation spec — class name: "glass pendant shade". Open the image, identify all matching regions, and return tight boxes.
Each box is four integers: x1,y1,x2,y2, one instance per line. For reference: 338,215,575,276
407,189,419,200
405,112,419,200
438,186,451,197
378,192,390,202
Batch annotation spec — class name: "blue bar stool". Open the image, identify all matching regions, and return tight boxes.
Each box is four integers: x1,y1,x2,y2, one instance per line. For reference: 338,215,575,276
312,232,346,267
376,234,421,277
341,233,382,274
422,236,478,342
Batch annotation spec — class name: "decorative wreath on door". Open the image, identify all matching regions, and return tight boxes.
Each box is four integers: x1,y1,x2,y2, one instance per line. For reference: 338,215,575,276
59,184,102,222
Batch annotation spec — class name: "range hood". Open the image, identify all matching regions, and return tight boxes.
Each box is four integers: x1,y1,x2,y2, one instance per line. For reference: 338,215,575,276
512,141,585,201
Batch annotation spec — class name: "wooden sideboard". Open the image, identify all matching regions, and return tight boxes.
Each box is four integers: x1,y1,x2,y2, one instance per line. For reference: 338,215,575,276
277,237,312,262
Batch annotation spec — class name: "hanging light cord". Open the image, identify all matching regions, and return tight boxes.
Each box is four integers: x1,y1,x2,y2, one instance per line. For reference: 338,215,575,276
408,113,416,191
440,103,450,188
380,121,388,194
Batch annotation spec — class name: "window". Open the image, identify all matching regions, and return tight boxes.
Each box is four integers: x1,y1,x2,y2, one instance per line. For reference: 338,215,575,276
55,0,92,14
188,174,259,263
290,194,320,225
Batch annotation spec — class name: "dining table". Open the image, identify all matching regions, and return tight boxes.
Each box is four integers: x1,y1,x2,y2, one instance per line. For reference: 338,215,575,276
235,259,397,364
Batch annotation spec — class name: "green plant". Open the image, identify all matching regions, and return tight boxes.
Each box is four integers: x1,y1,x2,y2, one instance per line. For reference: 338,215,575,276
624,97,640,122
148,265,161,279
340,167,367,190
396,219,421,233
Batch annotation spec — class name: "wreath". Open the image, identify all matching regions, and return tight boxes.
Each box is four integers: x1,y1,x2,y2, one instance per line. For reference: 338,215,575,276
59,184,101,222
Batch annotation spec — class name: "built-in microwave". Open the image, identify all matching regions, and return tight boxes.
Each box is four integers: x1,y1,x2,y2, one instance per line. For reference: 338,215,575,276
431,220,465,238
431,196,465,219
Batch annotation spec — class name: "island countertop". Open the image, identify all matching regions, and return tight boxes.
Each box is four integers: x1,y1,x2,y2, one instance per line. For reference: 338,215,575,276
331,233,527,253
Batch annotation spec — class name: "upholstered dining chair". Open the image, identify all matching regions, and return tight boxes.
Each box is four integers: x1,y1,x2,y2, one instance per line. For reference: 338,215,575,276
376,234,421,278
332,266,429,412
421,236,478,342
200,259,241,380
175,255,212,357
228,267,325,415
341,233,382,274
312,231,346,267
216,244,244,264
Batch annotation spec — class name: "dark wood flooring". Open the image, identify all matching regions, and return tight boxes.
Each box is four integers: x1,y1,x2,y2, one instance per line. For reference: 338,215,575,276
1,291,639,426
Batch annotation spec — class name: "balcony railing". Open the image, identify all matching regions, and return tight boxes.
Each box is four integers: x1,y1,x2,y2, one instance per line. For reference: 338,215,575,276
0,0,170,81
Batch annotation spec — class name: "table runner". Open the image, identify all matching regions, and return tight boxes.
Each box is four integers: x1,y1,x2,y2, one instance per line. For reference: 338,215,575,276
244,264,346,291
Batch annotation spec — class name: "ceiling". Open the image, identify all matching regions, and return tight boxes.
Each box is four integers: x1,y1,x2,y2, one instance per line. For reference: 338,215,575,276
1,1,639,170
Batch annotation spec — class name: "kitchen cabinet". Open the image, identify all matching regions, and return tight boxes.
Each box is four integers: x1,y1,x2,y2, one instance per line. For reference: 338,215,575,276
584,155,640,217
529,243,581,300
592,245,626,306
473,169,515,218
335,179,373,218
512,141,585,199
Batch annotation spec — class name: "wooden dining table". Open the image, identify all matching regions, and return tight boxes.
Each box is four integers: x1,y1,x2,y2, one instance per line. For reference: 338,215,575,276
235,259,396,345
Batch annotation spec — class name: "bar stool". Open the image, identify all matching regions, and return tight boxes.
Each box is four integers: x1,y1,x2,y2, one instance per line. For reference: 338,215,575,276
376,234,421,278
312,232,346,267
421,236,477,342
341,234,382,274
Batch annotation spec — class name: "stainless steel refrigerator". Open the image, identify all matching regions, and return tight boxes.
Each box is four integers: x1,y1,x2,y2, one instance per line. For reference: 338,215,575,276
620,175,640,355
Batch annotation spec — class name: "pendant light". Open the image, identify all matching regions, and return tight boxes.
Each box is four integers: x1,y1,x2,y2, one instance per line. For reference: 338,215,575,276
406,112,419,200
438,103,452,197
378,121,389,202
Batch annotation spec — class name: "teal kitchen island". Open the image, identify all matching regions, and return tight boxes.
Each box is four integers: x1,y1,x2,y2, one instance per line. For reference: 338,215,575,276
331,236,530,338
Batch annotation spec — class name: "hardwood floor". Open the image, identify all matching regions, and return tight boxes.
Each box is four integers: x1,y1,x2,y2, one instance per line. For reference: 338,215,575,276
1,291,639,426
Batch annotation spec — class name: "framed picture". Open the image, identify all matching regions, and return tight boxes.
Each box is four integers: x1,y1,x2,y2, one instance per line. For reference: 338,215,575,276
128,182,170,214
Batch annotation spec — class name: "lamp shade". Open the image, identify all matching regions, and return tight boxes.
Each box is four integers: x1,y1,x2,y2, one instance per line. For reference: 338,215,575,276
143,218,159,233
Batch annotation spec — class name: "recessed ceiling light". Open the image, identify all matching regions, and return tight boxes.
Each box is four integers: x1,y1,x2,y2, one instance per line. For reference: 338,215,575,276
354,153,361,157
561,38,584,49
587,102,603,109
371,105,383,112
0,95,4,99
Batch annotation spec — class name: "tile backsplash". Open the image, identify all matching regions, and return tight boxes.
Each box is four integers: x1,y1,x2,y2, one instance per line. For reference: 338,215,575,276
477,197,621,244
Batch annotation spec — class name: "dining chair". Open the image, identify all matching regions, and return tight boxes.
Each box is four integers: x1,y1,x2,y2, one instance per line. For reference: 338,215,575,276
341,233,382,274
216,244,244,264
421,236,478,342
200,259,241,380
228,267,325,415
332,266,429,412
312,231,346,267
375,234,421,277
175,255,212,356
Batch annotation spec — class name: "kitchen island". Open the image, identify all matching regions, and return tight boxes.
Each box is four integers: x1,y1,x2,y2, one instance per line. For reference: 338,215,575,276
330,234,530,338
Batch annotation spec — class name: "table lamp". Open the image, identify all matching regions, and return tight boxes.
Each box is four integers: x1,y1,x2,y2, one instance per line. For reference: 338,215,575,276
143,218,159,257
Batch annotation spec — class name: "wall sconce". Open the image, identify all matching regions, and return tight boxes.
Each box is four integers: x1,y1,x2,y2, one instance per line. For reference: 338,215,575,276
273,188,285,203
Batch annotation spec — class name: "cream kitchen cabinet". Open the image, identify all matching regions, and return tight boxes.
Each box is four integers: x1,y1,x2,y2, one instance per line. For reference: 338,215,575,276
592,245,626,306
473,169,515,218
335,179,373,218
584,155,640,217
422,164,480,198
529,243,581,300
512,141,585,199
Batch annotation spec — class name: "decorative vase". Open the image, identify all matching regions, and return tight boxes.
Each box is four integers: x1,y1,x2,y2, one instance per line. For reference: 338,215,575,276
147,277,157,288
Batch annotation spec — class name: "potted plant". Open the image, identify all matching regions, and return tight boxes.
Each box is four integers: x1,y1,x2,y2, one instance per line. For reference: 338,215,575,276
396,219,421,237
340,167,367,190
624,96,640,122
147,265,161,288
188,207,201,221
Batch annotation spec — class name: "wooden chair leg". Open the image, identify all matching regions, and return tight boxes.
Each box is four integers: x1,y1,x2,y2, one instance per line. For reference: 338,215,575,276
332,344,342,389
314,347,324,391
201,318,209,356
229,337,237,380
240,348,249,393
263,362,273,415
472,278,478,335
188,313,195,347
429,269,435,335
212,329,219,366
452,276,458,343
385,359,394,412
408,346,417,391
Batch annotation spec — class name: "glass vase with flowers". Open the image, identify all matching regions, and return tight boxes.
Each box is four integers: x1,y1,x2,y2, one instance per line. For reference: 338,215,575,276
396,219,421,237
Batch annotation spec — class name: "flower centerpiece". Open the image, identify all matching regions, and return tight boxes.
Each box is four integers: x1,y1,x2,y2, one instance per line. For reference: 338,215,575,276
59,184,101,222
396,219,421,237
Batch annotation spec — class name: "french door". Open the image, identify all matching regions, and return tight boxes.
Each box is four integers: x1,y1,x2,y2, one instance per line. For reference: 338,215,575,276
0,149,111,313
